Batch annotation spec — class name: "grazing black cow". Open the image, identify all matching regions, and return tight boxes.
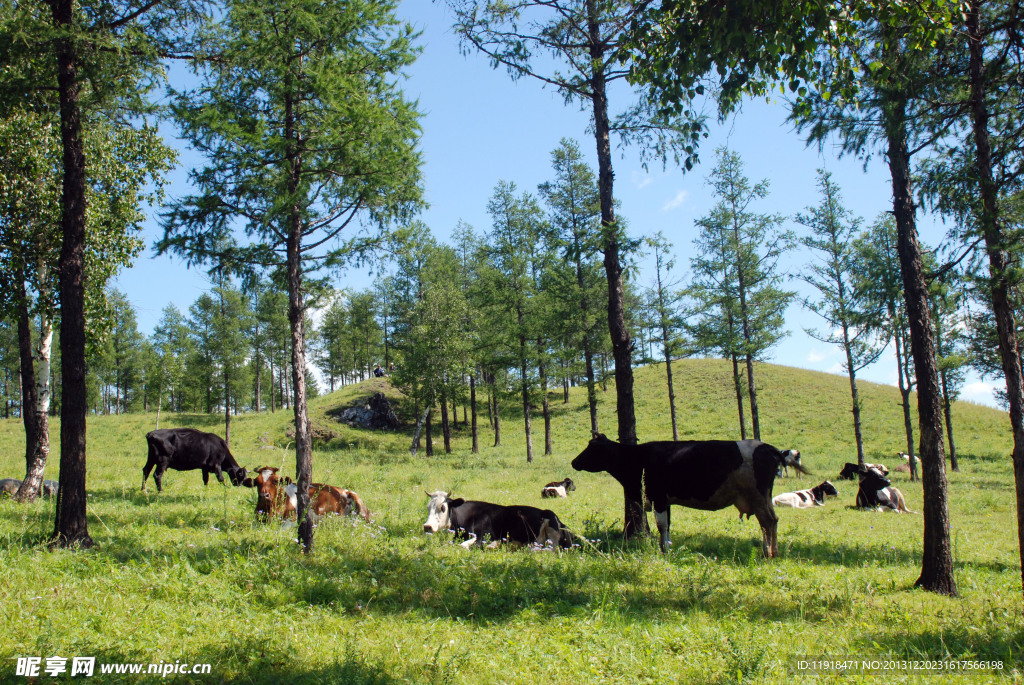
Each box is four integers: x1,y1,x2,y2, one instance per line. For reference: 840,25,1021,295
423,491,573,549
143,428,247,492
773,480,839,508
571,434,807,557
541,477,576,498
856,469,913,513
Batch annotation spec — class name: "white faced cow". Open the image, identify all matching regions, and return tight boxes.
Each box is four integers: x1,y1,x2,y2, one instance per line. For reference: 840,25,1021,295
423,491,573,549
772,480,838,508
571,434,806,558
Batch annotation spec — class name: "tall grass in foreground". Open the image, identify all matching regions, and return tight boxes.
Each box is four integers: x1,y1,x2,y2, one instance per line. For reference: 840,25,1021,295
0,360,1020,683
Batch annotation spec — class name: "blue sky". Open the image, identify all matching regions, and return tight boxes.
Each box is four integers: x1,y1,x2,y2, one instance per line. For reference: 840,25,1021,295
112,1,1001,409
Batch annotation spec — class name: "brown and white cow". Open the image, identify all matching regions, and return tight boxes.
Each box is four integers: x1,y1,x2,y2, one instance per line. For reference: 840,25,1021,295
571,434,807,558
242,466,371,522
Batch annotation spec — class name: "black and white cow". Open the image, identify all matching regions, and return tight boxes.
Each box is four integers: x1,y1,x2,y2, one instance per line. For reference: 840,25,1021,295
838,462,890,480
772,480,839,508
541,478,576,498
571,434,807,558
856,469,914,513
776,449,804,478
423,491,573,549
143,428,247,492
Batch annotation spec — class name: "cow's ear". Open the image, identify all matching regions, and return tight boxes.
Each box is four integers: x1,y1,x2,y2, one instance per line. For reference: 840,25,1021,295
241,477,255,488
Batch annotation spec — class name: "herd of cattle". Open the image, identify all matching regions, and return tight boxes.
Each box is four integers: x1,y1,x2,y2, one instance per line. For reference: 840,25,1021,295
1,427,915,556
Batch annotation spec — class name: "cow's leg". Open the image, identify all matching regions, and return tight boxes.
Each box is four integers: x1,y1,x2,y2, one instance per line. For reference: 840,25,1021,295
752,502,779,558
154,465,167,493
214,465,225,484
654,506,671,552
142,459,156,492
202,469,210,486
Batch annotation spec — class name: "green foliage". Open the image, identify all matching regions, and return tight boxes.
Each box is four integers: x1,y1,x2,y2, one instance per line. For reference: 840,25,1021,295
686,148,794,363
796,170,881,373
160,0,423,275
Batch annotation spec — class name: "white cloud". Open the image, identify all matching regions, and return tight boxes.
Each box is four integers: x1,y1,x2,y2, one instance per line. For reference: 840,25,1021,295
662,190,688,211
960,381,999,407
806,348,831,364
631,171,653,189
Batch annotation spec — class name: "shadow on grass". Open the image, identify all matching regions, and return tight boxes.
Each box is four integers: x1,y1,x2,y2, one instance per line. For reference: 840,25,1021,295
859,628,1024,673
9,637,415,684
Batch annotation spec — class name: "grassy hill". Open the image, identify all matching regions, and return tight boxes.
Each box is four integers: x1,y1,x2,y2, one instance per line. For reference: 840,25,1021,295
0,359,1020,683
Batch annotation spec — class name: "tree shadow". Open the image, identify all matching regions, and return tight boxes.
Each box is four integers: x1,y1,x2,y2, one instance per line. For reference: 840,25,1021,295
859,628,1024,674
10,636,414,684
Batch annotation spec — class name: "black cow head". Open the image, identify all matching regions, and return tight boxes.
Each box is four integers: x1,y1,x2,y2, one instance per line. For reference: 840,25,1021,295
228,466,248,486
817,480,839,498
859,469,891,490
571,433,617,473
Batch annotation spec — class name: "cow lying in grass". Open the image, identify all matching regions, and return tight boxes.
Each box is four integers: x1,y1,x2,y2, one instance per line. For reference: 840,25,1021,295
0,478,58,498
422,491,573,549
856,468,914,513
242,466,371,523
772,480,838,508
541,478,575,498
571,433,807,558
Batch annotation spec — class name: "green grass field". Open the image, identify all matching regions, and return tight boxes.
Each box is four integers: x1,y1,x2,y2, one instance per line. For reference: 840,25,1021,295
1,359,1022,683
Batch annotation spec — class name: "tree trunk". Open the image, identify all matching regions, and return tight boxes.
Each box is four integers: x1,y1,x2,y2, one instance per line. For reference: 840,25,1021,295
886,94,956,596
519,328,533,463
731,353,747,440
284,86,314,555
440,389,452,454
538,337,552,455
940,369,959,472
470,373,479,454
843,324,866,464
585,0,644,538
425,406,434,457
15,278,39,476
224,367,231,448
966,0,1024,594
492,377,501,447
664,351,678,441
894,328,918,479
50,0,92,549
15,279,48,503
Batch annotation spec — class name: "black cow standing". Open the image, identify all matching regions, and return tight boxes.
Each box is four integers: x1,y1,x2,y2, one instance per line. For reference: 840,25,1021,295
571,434,806,558
143,428,247,492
